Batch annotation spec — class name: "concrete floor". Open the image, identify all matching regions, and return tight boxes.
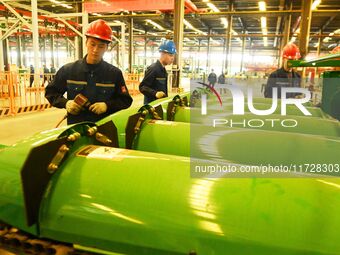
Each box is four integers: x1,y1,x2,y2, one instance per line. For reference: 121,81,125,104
0,94,144,146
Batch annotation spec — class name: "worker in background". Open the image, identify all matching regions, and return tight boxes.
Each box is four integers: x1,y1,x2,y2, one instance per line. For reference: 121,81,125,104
208,69,217,87
45,19,132,124
264,43,301,98
43,65,50,86
218,72,226,84
50,64,56,74
139,40,177,104
29,65,34,87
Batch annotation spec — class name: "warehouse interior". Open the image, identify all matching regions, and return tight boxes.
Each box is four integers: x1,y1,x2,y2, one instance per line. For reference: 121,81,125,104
0,0,340,255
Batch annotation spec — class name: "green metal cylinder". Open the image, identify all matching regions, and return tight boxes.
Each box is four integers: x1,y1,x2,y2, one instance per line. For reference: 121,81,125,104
37,145,340,255
133,119,190,157
171,107,340,138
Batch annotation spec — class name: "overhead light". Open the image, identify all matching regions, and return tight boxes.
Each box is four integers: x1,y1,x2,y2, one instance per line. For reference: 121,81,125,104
231,30,241,43
328,43,337,48
145,19,164,31
311,0,321,10
258,1,266,11
184,19,194,29
329,32,334,36
323,37,331,43
184,19,206,35
260,17,267,28
133,28,145,33
202,0,209,2
259,2,267,40
263,37,268,47
334,29,340,34
220,18,228,28
50,0,72,9
207,3,220,12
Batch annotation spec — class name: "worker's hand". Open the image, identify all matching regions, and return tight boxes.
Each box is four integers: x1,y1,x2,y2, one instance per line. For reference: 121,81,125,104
66,100,82,115
89,102,107,115
155,91,166,99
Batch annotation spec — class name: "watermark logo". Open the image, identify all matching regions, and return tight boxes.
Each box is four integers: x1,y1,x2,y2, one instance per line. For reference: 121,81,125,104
200,84,311,116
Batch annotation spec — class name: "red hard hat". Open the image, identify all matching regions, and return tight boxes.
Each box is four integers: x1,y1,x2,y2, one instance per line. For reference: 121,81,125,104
85,19,112,43
282,43,301,60
330,45,340,54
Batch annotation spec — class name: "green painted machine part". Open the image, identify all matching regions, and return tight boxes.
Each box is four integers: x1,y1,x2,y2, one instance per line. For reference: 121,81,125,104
188,109,340,138
0,92,339,254
288,53,340,68
38,145,340,255
288,53,340,120
321,71,340,120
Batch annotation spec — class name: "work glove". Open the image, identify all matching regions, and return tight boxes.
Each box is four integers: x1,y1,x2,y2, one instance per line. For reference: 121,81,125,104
155,91,166,99
89,102,107,115
66,100,82,115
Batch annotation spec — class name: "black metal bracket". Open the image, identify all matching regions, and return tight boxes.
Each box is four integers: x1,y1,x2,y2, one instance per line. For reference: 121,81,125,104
167,95,188,121
20,121,120,227
94,121,119,147
125,105,164,149
125,112,146,149
21,136,68,227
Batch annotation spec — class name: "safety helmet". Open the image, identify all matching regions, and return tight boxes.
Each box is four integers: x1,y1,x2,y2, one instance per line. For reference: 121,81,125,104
282,43,301,60
330,45,340,54
159,40,177,55
85,19,112,43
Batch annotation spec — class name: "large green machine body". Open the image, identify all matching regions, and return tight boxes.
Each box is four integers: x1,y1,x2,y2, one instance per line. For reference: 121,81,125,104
289,53,340,120
0,54,339,254
39,148,340,255
0,120,340,254
321,71,340,120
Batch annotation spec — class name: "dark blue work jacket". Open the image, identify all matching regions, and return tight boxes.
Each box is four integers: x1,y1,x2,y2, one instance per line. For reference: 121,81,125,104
45,56,132,124
264,67,301,98
139,60,168,104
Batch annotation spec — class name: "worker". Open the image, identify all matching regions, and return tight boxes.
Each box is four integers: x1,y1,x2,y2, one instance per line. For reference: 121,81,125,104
45,19,132,124
208,69,217,87
218,72,226,84
29,65,34,87
139,40,177,104
264,43,301,98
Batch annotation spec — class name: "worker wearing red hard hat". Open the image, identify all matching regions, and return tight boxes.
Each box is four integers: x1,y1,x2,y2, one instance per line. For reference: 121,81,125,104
45,19,132,124
139,40,177,104
264,43,302,98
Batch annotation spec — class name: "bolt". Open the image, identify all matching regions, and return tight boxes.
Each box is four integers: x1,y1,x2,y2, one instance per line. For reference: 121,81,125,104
60,145,70,153
67,132,80,141
47,163,58,173
87,126,98,136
